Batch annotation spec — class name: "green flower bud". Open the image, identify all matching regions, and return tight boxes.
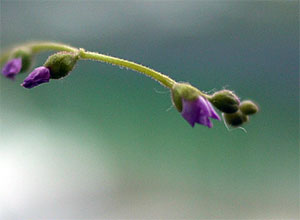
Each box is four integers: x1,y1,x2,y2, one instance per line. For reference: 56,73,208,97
239,100,259,115
223,110,249,127
210,90,240,113
171,83,201,112
44,52,79,79
11,47,33,72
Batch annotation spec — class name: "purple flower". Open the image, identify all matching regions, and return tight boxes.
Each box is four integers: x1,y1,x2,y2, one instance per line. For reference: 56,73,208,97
181,96,221,128
21,66,50,89
2,58,22,79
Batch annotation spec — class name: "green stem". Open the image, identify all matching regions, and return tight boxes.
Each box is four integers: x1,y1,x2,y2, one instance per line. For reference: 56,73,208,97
1,42,176,88
78,49,175,88
28,42,78,54
0,41,77,65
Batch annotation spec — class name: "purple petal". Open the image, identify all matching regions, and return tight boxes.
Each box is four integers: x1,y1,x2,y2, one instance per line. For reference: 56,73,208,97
204,98,221,120
181,98,199,127
2,58,22,79
21,66,50,89
197,96,210,116
181,96,220,128
197,115,212,128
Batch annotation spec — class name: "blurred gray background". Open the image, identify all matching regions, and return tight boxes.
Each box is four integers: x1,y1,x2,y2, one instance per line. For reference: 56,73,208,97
0,1,299,219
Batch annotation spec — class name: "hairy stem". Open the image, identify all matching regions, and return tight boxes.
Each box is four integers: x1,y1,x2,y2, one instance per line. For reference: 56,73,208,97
1,42,178,88
78,49,175,88
0,42,77,65
29,42,78,53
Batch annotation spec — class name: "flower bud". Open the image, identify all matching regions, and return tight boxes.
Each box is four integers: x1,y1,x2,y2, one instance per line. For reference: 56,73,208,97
239,100,259,115
21,66,50,89
210,90,240,113
11,47,33,72
223,110,249,127
2,58,22,79
44,52,79,79
171,83,201,112
2,47,33,79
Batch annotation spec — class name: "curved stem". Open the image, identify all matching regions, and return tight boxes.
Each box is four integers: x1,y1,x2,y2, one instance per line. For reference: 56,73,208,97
79,49,176,88
1,42,176,88
28,42,78,54
0,41,78,65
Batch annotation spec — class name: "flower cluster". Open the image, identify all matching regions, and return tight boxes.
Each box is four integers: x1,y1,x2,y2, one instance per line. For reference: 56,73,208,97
210,90,258,127
1,42,258,130
1,50,78,89
171,83,258,128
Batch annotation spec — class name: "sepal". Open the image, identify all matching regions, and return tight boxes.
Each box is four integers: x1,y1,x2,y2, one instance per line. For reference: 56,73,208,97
44,52,79,79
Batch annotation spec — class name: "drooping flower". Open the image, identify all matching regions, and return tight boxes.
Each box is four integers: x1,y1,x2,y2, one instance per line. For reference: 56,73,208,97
21,66,50,89
181,96,221,128
1,58,22,79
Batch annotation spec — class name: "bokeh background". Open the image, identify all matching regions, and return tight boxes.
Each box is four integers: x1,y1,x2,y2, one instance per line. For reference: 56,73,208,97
0,1,299,219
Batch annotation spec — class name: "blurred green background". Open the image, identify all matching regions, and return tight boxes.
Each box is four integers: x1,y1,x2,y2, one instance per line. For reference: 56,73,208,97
0,1,299,219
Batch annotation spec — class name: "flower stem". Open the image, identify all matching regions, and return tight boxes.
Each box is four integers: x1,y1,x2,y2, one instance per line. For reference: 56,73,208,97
78,49,175,88
0,42,176,89
1,42,176,88
0,41,77,65
29,42,78,54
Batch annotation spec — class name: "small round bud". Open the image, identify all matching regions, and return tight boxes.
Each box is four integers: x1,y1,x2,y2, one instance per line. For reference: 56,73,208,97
210,90,240,113
44,52,79,79
11,47,33,72
171,83,201,112
223,110,248,127
239,100,259,115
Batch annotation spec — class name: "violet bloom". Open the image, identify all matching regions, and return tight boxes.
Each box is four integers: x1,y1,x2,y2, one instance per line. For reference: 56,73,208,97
21,66,50,89
181,96,221,128
2,58,22,79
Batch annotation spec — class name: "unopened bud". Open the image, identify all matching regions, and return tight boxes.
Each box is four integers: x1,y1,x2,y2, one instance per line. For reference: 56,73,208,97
239,100,259,115
21,66,50,89
210,90,240,113
223,110,248,127
44,52,79,79
11,47,33,72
